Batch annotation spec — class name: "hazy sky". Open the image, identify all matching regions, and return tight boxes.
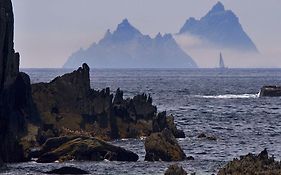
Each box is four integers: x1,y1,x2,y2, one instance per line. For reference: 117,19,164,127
13,0,281,68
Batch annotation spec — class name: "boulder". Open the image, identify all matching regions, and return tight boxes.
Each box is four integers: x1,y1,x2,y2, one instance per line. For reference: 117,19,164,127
259,86,281,97
164,164,187,175
144,129,186,161
45,167,89,174
36,136,139,163
32,64,184,141
218,149,281,175
0,0,40,162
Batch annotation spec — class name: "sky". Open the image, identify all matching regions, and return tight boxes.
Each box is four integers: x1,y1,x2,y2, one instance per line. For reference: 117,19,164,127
13,0,281,68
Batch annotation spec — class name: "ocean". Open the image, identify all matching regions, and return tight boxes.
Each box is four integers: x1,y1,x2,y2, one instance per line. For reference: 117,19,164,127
2,68,281,175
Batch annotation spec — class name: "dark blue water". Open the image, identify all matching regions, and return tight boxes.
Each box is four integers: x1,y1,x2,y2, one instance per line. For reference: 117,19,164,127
2,68,281,175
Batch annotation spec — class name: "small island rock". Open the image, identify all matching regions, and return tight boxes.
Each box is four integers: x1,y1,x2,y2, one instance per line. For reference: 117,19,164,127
259,86,281,97
164,164,187,175
144,129,186,161
218,149,281,175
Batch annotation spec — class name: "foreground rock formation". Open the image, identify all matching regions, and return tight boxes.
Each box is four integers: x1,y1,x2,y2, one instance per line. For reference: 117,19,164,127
218,149,281,175
33,136,138,163
164,164,187,175
32,63,184,142
0,0,39,162
144,129,186,161
259,86,281,97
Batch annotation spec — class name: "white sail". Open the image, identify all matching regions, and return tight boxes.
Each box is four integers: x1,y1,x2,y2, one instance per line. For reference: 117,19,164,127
219,52,225,68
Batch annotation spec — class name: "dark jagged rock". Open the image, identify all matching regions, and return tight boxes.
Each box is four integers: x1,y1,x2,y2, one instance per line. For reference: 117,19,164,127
144,129,186,161
259,86,281,97
153,111,185,138
35,136,138,163
186,156,195,160
45,167,89,174
32,64,184,141
218,149,281,175
0,0,39,162
197,133,217,141
164,164,187,175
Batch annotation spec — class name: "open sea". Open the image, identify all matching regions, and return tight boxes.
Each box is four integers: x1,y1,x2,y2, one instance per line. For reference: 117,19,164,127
2,68,281,175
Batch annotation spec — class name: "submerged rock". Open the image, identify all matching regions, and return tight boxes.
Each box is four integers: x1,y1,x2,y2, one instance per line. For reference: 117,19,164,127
32,64,184,141
218,149,281,175
259,86,281,97
197,133,217,141
144,129,186,161
36,136,138,163
164,164,187,175
45,167,89,174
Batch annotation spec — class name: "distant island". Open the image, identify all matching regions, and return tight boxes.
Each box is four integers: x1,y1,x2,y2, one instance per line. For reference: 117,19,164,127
63,19,197,68
178,2,258,52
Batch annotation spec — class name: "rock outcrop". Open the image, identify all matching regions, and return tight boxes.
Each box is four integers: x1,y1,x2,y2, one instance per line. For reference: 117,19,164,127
0,0,39,162
259,86,281,97
45,167,89,174
218,149,281,175
164,164,187,175
144,129,186,161
34,136,138,163
32,63,184,142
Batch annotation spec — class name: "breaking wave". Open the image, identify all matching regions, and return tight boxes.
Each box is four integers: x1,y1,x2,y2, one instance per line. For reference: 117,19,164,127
194,93,259,99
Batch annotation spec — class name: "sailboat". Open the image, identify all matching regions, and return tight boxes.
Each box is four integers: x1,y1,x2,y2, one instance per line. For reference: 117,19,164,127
219,52,227,69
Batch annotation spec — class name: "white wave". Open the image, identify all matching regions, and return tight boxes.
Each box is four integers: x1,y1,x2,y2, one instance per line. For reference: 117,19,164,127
194,93,259,99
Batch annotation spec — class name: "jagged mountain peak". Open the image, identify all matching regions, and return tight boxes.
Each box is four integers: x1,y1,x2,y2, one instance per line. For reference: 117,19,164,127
178,2,258,52
210,1,225,13
115,18,141,34
64,19,197,68
155,32,162,39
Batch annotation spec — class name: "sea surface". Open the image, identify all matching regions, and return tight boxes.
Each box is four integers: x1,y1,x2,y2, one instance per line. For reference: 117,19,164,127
2,68,281,175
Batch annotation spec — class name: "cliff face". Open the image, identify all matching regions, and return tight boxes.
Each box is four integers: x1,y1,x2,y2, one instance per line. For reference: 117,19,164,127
0,0,39,162
32,64,184,142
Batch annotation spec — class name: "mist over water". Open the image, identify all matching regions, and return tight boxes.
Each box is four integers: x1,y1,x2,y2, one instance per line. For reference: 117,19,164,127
4,68,281,174
174,34,271,68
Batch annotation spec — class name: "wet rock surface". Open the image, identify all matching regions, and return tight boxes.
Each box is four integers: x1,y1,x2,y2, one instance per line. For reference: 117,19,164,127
218,149,281,175
35,136,139,163
259,86,281,97
164,164,187,175
45,166,89,174
144,129,186,161
32,64,184,142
